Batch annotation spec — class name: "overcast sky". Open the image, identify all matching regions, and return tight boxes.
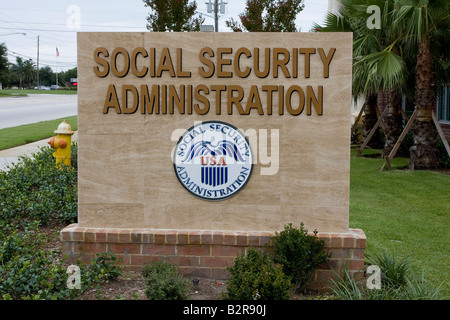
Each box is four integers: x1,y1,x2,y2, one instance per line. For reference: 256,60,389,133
0,0,329,72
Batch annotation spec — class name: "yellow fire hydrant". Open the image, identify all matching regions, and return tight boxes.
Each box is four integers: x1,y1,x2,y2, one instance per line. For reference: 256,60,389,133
48,120,74,167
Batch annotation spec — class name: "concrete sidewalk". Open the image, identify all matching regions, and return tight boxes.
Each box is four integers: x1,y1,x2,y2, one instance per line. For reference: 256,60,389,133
0,131,78,171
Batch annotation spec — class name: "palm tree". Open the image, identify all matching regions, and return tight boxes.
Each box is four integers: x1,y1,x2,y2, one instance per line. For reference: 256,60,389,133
11,57,25,89
316,0,449,168
391,0,450,169
313,0,406,150
23,59,36,89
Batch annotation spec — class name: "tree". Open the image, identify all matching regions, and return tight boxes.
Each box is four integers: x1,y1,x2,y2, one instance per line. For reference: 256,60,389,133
39,66,54,86
0,43,9,88
226,0,305,32
58,67,77,86
312,0,397,150
11,57,25,89
391,0,450,169
349,0,408,157
23,59,36,89
143,0,204,32
316,0,449,169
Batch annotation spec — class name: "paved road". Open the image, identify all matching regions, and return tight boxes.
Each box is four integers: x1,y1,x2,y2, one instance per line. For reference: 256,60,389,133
0,94,77,129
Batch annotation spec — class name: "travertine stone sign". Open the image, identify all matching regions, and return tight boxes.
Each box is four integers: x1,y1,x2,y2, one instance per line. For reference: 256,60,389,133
77,32,352,233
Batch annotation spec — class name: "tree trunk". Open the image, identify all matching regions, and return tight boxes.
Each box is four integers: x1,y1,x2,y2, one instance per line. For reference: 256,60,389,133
409,39,441,169
382,87,405,158
362,93,384,149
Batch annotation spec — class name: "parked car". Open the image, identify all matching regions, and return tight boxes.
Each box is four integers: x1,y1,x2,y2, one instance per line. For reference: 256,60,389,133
34,86,51,90
50,85,61,90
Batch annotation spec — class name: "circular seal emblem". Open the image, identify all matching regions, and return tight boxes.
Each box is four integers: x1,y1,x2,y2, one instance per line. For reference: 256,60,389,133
173,121,253,201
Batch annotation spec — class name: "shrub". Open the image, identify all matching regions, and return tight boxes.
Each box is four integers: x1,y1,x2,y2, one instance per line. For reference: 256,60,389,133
0,229,122,300
83,252,122,285
142,261,190,300
0,144,122,300
223,248,292,300
0,145,78,226
365,251,411,288
329,250,446,300
271,223,329,291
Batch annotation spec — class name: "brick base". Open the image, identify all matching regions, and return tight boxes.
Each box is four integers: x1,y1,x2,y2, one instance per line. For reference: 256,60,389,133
60,225,366,291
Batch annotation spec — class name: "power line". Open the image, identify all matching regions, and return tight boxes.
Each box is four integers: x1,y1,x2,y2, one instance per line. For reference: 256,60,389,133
0,19,146,30
7,51,76,68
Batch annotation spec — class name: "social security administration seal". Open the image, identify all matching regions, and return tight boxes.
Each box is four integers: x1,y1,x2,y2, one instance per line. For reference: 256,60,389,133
173,121,253,201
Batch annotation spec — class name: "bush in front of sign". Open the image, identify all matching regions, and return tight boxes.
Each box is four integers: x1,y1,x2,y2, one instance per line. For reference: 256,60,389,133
142,260,190,300
271,223,329,292
223,248,292,300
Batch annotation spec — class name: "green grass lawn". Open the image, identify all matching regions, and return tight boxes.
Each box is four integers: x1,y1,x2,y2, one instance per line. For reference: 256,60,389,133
350,148,449,295
0,116,77,150
0,92,28,97
0,89,77,95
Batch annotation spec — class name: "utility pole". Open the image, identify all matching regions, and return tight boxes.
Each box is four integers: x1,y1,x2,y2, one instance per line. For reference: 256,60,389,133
37,35,40,89
206,0,227,32
214,0,218,32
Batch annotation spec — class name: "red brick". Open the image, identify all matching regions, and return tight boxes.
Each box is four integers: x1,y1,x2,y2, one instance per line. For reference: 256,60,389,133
353,248,365,260
131,231,142,244
165,230,177,244
200,256,235,268
224,234,236,245
113,253,130,265
355,237,366,249
330,235,343,248
236,233,248,246
96,230,107,243
142,244,175,255
200,231,213,245
72,229,84,241
108,243,140,254
62,241,73,253
328,248,352,260
130,255,159,266
166,256,199,267
350,259,365,271
178,233,188,245
106,231,119,243
189,231,201,245
177,245,210,256
142,231,154,244
343,235,355,248
82,229,95,242
212,245,244,257
60,230,72,242
319,234,331,248
260,234,272,247
212,231,224,245
119,231,131,243
154,231,166,244
248,235,260,246
74,242,107,253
